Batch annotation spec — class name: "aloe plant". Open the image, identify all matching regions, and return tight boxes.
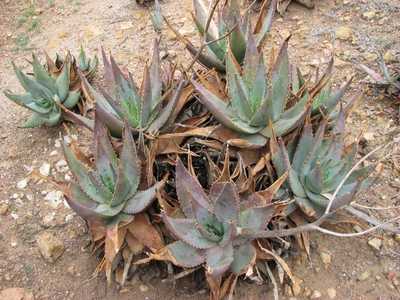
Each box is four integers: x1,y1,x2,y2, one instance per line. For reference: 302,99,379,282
360,55,400,101
162,159,276,277
83,40,184,137
185,0,277,72
62,119,162,224
4,55,81,128
191,35,353,147
271,111,371,218
45,47,98,87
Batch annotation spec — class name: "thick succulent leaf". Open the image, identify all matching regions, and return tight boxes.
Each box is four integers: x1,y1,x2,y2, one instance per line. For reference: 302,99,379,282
63,141,111,204
226,51,252,121
149,40,162,110
3,91,52,114
206,243,234,278
147,80,185,133
175,158,211,218
55,62,71,101
167,241,205,268
249,59,267,113
94,202,126,217
359,64,386,84
31,54,57,93
94,119,117,193
65,182,103,220
292,123,313,172
150,0,163,32
191,80,261,134
123,182,161,214
313,79,352,115
304,165,323,194
230,243,256,275
140,65,152,128
229,26,247,65
270,37,290,121
63,91,81,109
192,0,219,40
243,33,260,87
301,120,327,175
185,42,226,72
270,135,287,177
22,113,46,128
239,205,276,231
254,0,278,46
262,91,309,138
12,63,53,100
163,216,216,249
111,124,141,206
304,189,329,208
213,182,239,224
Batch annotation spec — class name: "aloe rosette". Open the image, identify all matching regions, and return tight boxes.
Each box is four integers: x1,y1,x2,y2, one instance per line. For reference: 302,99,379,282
83,40,184,137
62,119,162,224
187,0,277,72
271,111,371,218
161,159,276,277
4,55,81,128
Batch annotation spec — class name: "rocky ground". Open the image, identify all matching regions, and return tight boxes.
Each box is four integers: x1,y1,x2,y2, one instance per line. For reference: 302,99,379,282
0,0,399,299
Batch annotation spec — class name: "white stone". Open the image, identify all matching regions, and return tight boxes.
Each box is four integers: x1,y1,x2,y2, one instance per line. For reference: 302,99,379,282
39,163,51,177
17,178,29,189
368,238,382,250
44,191,64,209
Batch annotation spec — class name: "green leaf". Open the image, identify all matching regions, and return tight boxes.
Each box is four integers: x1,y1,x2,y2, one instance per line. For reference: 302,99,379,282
63,141,111,204
270,37,290,121
111,124,141,206
22,113,45,128
65,182,103,220
63,91,81,109
94,119,117,192
230,243,256,275
229,26,247,65
292,124,313,172
31,54,57,93
191,79,261,134
55,63,70,101
167,241,205,268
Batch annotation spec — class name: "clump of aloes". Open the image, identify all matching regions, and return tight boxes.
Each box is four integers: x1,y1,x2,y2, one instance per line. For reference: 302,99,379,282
187,0,277,72
4,55,81,128
271,110,371,218
161,159,276,280
82,40,184,137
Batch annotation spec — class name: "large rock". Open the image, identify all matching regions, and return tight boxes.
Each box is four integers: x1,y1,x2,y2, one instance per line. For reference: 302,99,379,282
36,231,64,263
0,288,34,300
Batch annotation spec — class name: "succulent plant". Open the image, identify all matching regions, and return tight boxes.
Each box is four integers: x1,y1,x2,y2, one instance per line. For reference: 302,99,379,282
162,158,276,278
45,47,98,88
62,119,163,224
83,40,184,137
191,36,353,148
191,37,310,145
271,111,371,218
360,56,400,101
4,54,82,128
183,0,276,72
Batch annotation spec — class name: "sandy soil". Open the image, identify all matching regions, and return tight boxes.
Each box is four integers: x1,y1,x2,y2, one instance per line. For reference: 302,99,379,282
0,0,399,299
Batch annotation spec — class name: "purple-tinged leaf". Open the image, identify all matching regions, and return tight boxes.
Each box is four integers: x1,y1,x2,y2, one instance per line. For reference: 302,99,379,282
239,204,276,231
167,241,205,268
213,183,239,224
230,243,256,275
163,215,216,249
140,65,152,128
149,39,162,110
206,243,234,278
175,158,211,218
65,182,102,220
123,182,162,214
